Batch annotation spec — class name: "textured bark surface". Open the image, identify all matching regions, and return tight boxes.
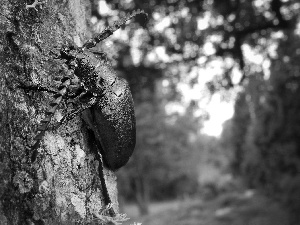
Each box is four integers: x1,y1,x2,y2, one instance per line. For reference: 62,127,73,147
0,0,121,224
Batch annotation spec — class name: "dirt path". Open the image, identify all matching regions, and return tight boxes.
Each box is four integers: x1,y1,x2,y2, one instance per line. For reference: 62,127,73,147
122,190,290,225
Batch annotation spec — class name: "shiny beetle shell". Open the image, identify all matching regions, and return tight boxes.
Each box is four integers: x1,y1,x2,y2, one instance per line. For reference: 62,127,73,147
76,52,136,170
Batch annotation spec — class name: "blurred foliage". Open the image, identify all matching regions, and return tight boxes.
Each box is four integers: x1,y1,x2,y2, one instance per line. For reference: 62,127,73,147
90,0,300,222
223,31,300,224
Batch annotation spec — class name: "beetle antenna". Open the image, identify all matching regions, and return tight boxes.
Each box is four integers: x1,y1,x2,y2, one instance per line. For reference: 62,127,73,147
81,9,147,50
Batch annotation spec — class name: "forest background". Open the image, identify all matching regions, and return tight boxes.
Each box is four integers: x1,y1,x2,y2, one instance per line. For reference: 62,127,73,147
91,0,300,224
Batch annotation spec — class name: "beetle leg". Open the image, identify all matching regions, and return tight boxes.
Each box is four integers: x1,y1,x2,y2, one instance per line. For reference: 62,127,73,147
81,9,147,50
31,70,75,162
94,149,116,217
17,83,57,94
85,128,116,217
51,95,97,129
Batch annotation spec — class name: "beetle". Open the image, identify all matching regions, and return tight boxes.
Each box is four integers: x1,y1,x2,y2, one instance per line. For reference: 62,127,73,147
27,9,147,217
68,49,136,170
31,10,146,171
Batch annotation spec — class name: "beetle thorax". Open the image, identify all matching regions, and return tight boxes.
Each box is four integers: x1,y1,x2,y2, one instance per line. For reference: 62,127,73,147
73,51,116,95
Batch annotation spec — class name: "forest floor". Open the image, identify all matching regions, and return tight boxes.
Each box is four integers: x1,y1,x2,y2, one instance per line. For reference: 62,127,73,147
121,189,290,225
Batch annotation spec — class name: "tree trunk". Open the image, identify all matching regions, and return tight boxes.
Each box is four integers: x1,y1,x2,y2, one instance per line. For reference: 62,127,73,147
0,0,121,224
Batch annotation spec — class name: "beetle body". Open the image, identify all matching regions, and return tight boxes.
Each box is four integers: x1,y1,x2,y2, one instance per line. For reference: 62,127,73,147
73,51,136,170
31,10,146,168
55,49,136,170
81,77,136,170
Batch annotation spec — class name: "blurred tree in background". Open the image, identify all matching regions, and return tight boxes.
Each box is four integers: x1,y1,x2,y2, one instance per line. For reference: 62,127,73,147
90,0,300,223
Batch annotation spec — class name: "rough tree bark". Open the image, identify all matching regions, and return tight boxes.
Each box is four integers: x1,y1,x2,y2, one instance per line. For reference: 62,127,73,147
0,0,124,224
